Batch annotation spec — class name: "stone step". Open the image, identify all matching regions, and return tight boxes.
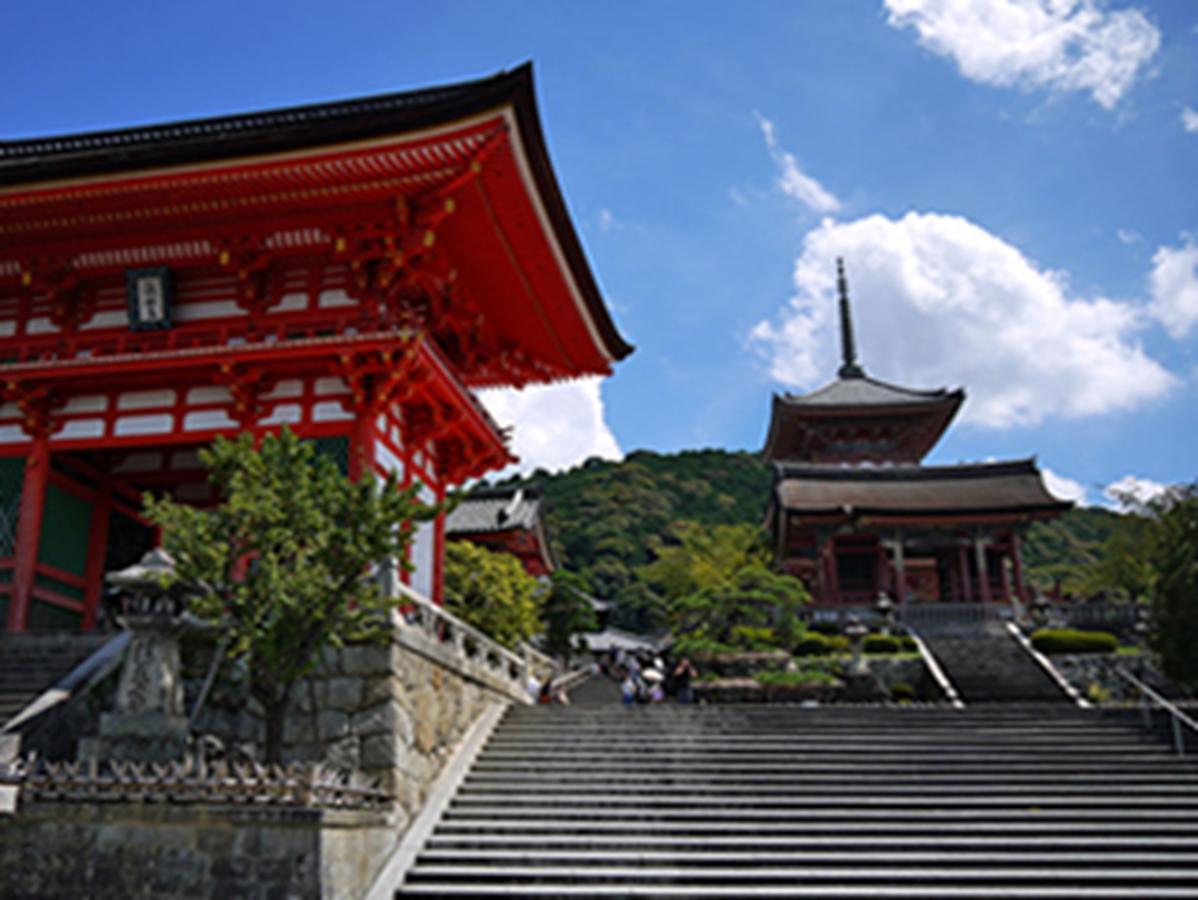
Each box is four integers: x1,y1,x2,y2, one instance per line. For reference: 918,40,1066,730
415,848,1198,867
448,792,1198,809
459,778,1198,793
435,817,1198,835
402,863,1198,886
398,885,1198,897
426,834,1198,851
442,806,1198,822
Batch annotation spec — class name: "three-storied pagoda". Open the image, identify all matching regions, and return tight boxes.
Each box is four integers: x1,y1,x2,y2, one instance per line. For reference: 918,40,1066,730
764,261,1070,613
0,65,630,632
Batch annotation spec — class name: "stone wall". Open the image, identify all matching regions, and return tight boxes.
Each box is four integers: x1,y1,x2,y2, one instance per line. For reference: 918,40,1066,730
0,801,395,900
0,617,544,899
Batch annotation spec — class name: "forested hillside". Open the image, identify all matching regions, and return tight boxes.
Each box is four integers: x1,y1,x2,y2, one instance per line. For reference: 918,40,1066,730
482,449,1130,610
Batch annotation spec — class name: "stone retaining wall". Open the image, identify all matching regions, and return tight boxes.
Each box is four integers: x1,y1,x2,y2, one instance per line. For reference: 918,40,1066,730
0,801,394,900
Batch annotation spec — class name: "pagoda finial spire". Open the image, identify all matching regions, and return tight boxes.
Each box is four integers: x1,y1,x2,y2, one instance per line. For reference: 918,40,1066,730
836,257,865,379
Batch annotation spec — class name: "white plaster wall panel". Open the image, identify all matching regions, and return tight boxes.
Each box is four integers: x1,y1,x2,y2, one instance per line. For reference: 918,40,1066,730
183,410,239,431
60,395,108,414
114,414,175,436
375,440,403,476
57,419,106,439
80,311,129,330
173,300,243,322
26,318,57,335
261,404,302,426
314,377,349,396
318,289,356,309
0,426,31,444
118,389,176,411
312,402,352,422
186,386,233,405
409,484,438,600
269,293,310,313
263,380,303,400
0,321,15,337
0,403,21,420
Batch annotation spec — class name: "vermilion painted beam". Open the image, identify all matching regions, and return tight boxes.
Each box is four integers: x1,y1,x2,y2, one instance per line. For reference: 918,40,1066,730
7,436,49,632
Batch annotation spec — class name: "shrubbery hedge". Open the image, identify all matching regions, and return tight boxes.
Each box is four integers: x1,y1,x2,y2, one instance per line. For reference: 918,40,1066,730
1030,628,1119,655
863,634,901,654
793,632,850,655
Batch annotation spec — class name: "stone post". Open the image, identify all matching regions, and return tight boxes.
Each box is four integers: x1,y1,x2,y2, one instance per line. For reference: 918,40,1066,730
78,549,192,764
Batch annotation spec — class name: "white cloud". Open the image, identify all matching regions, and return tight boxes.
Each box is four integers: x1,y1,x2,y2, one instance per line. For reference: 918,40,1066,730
750,212,1176,428
1149,238,1198,339
884,0,1161,110
1103,473,1169,510
1116,227,1141,245
1043,467,1089,505
756,114,840,214
478,377,621,475
1182,107,1198,133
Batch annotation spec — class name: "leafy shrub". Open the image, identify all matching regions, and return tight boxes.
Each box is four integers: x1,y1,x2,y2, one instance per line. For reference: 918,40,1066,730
792,632,850,656
673,635,736,658
1030,628,1119,655
889,681,917,702
730,625,776,652
755,669,839,687
863,634,901,654
809,620,842,636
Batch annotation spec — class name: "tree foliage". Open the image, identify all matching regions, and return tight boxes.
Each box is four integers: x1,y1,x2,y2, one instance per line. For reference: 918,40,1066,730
144,427,433,763
670,563,808,655
1143,486,1198,691
442,541,542,649
541,570,598,664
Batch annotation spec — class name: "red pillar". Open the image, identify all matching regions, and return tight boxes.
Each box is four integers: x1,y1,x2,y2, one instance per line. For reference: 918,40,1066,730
349,411,376,482
431,482,446,606
974,536,993,605
81,492,112,631
956,544,973,604
825,540,840,605
1010,532,1029,605
7,437,49,632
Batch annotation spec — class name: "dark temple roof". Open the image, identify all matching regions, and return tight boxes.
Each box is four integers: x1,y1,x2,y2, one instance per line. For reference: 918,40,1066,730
0,69,514,186
779,376,963,408
773,459,1073,518
445,486,544,535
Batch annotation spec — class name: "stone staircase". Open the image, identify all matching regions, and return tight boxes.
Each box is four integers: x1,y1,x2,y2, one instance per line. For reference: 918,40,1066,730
397,700,1198,897
921,621,1069,704
0,632,111,729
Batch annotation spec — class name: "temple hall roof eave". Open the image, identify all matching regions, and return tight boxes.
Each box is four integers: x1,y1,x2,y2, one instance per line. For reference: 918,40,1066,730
0,63,633,370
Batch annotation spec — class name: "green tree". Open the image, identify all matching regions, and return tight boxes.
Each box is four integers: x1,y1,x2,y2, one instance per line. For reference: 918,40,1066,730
541,570,598,665
1145,486,1198,691
442,541,542,648
144,427,433,763
670,563,808,654
641,521,770,601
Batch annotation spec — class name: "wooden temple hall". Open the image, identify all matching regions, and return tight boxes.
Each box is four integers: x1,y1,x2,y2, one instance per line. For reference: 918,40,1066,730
763,261,1071,613
0,65,630,632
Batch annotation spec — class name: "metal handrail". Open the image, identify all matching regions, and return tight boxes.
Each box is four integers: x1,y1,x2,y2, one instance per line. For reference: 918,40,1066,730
1116,667,1198,756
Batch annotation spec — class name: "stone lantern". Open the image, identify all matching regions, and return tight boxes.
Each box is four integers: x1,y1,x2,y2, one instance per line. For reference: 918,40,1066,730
78,549,193,764
845,615,869,676
875,592,894,637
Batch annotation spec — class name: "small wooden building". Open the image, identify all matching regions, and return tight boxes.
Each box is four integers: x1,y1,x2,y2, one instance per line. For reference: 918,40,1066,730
764,261,1070,613
445,486,555,578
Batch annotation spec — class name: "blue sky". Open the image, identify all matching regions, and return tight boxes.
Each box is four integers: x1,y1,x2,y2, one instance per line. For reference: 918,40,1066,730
4,1,1196,506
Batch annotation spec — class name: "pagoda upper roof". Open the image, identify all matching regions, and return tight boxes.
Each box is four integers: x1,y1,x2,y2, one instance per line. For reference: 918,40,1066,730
761,260,963,463
771,458,1073,522
779,375,963,409
0,64,632,387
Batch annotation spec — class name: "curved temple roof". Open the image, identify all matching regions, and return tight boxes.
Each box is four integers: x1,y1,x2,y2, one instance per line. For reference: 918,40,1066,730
772,459,1073,520
0,64,632,386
